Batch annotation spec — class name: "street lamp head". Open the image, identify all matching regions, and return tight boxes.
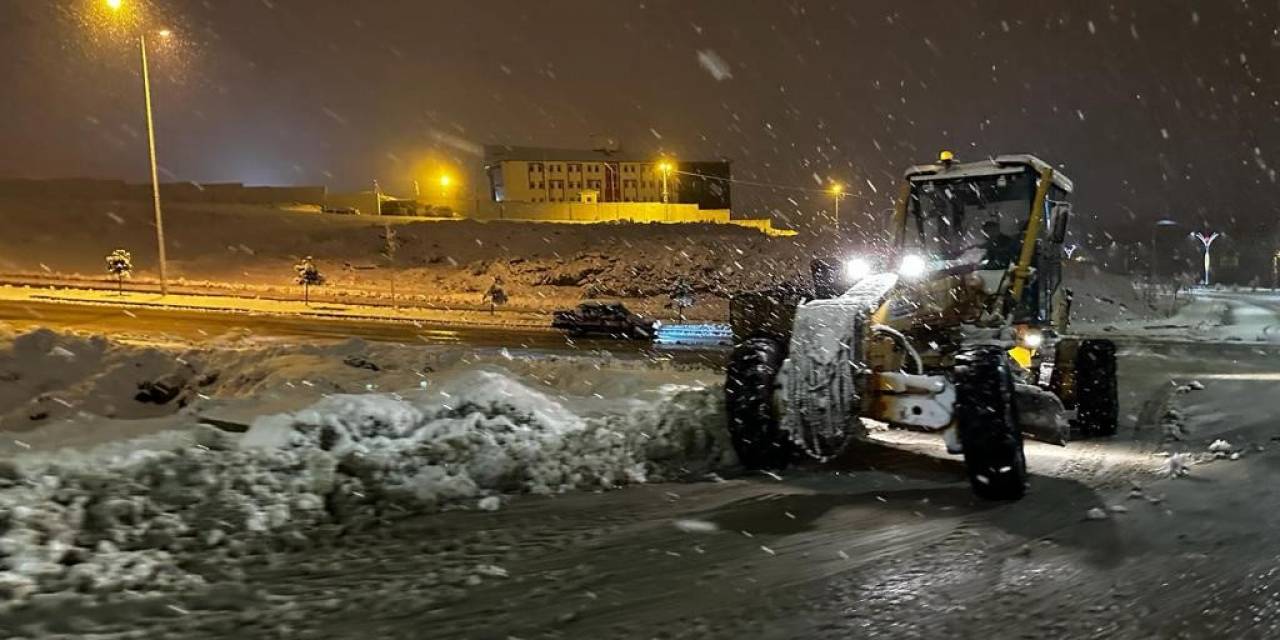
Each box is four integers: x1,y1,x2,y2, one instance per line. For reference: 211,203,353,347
830,183,844,196
157,28,172,38
439,174,452,188
106,0,123,10
658,161,673,174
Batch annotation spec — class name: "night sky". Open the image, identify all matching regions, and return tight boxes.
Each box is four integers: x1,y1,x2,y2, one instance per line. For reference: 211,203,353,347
2,0,1279,241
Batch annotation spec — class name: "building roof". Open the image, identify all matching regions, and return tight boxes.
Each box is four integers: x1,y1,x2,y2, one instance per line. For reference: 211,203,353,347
904,154,1073,193
483,145,729,166
484,145,644,164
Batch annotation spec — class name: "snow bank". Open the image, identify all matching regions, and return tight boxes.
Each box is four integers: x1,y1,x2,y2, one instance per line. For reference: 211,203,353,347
0,367,732,608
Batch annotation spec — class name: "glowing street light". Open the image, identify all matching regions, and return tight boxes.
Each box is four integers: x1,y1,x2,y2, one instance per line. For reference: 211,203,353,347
1191,231,1221,286
657,160,674,204
439,173,453,199
104,0,172,296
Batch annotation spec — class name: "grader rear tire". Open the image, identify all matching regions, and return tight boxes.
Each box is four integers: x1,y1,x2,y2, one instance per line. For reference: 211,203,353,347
954,346,1028,500
725,337,793,470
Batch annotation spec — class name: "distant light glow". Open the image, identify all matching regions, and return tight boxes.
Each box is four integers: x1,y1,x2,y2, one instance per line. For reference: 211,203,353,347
157,29,172,38
106,0,122,10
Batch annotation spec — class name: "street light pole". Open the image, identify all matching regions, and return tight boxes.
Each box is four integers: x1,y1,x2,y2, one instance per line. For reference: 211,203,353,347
106,0,170,295
657,160,674,222
1191,231,1221,286
830,183,844,235
139,32,168,296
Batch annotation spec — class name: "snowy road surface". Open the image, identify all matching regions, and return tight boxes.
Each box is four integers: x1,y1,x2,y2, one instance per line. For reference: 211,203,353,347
241,341,1280,639
0,296,717,358
4,292,1280,639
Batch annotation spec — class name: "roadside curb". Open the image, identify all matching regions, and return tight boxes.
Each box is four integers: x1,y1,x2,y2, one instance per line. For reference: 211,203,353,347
21,293,554,332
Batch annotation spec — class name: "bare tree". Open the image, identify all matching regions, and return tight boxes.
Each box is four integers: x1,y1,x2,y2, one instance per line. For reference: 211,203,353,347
669,278,695,322
294,256,326,305
105,249,133,296
483,277,508,315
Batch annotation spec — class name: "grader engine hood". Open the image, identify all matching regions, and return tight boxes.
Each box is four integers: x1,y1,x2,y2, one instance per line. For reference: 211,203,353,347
878,267,1005,333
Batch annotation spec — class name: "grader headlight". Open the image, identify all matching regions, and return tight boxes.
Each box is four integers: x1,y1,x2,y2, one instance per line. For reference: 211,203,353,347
898,254,928,279
844,257,873,282
1019,329,1044,349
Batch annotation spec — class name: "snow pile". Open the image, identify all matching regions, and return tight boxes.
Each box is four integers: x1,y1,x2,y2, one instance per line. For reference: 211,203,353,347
0,444,335,605
1163,452,1192,477
0,329,208,431
251,369,733,500
1161,407,1188,441
0,368,732,606
1174,380,1207,395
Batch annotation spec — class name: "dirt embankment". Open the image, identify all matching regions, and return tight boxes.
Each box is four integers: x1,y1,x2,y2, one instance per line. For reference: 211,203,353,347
0,198,818,312
0,197,1165,325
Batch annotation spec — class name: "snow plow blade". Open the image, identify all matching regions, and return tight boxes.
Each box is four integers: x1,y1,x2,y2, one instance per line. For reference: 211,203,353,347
1013,384,1069,446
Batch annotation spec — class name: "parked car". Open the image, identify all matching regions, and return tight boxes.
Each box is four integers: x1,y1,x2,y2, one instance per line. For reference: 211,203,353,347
551,302,659,339
322,207,361,215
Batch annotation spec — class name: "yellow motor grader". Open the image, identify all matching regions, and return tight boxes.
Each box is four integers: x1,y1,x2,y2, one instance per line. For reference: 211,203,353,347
725,153,1117,500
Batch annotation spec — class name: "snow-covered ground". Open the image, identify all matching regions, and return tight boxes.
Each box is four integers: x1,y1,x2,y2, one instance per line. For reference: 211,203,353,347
0,329,735,612
1088,288,1280,343
2,289,1280,637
